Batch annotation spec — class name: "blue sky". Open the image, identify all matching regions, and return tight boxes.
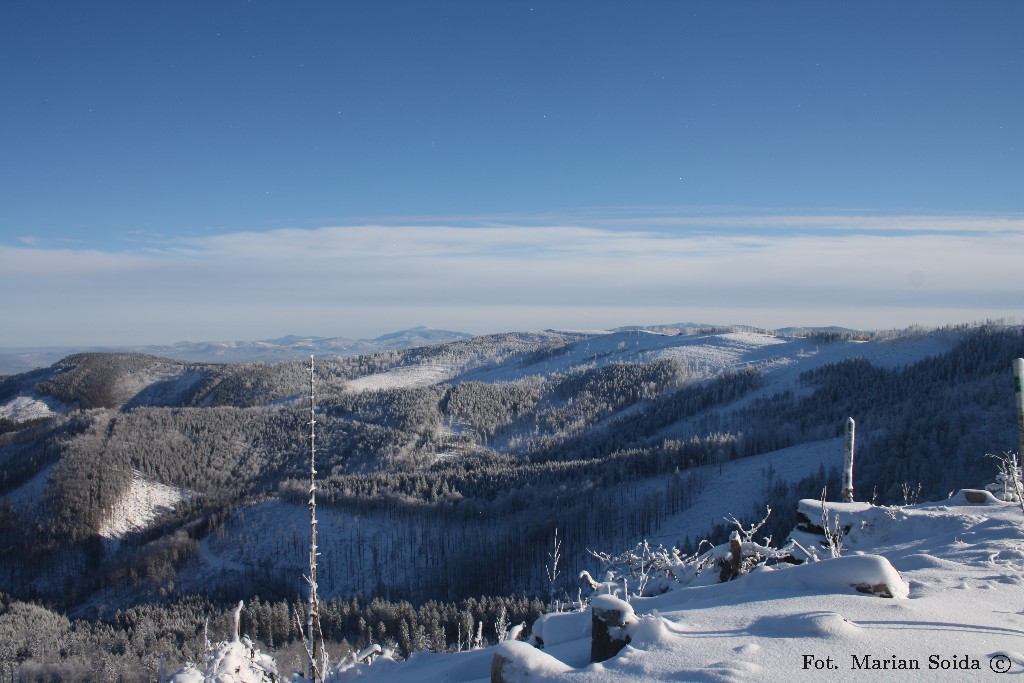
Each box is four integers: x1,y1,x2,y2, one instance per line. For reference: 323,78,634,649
1,1,1022,346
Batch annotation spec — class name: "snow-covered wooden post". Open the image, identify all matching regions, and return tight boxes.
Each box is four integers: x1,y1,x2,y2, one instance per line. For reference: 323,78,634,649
1014,359,1024,459
842,417,855,503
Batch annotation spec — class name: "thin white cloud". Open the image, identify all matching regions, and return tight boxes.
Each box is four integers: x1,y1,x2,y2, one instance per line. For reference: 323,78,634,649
0,245,149,275
2,213,1022,346
605,213,1024,233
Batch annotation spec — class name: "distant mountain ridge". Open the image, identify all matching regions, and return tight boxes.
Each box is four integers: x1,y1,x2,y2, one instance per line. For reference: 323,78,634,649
0,324,875,376
0,326,475,375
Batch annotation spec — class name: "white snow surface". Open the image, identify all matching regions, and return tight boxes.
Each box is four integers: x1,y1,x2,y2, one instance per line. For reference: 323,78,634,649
98,471,188,540
344,361,458,393
328,495,1024,682
0,392,69,421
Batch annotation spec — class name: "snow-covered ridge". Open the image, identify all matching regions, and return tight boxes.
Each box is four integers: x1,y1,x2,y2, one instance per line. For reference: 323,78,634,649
0,326,476,374
342,328,958,395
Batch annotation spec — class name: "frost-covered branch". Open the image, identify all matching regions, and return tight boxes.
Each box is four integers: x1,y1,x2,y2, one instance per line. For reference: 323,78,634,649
820,488,844,558
545,528,562,608
986,451,1024,516
725,505,773,545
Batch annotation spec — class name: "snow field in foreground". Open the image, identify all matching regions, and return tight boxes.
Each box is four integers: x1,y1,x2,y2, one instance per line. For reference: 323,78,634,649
327,495,1024,682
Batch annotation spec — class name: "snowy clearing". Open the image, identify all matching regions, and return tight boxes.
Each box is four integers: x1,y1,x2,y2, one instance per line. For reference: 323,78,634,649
98,471,189,540
344,361,461,393
0,392,70,421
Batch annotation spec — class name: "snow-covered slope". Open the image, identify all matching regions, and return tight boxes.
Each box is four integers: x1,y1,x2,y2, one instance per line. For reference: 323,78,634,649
343,361,460,393
327,493,1024,681
635,437,846,548
98,471,189,541
0,392,71,421
342,328,957,395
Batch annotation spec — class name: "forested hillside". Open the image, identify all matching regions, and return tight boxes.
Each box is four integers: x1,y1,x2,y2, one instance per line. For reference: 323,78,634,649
1,321,1022,679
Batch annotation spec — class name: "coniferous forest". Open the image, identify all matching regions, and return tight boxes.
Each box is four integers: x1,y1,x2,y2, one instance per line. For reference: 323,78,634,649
1,322,1022,681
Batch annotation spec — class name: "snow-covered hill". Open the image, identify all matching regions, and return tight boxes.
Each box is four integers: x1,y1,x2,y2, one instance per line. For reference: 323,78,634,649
342,328,956,395
170,489,1024,682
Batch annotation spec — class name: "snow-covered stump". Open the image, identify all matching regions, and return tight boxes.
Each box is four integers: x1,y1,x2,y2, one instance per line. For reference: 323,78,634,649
590,595,637,663
962,489,1001,504
718,531,743,582
491,652,514,683
490,641,573,682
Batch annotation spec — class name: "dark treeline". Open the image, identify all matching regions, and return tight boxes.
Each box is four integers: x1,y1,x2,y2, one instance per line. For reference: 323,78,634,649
0,590,545,682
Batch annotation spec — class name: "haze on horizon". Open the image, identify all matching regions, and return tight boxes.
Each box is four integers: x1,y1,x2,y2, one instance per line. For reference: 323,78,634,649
2,2,1022,348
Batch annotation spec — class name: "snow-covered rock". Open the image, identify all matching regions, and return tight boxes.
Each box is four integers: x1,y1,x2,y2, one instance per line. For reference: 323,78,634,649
531,610,591,648
490,640,574,681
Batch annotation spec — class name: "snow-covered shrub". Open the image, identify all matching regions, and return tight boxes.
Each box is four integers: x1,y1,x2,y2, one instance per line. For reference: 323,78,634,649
715,506,804,580
820,490,844,558
167,637,278,683
582,507,803,597
985,452,1023,505
901,482,923,506
583,540,705,597
166,602,278,683
327,643,400,679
